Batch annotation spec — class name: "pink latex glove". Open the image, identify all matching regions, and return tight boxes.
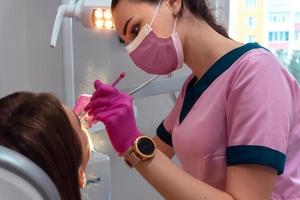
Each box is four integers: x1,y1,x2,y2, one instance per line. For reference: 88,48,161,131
84,80,140,155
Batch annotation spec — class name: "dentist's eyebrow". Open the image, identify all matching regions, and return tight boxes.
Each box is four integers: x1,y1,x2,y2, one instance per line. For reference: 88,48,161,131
123,16,134,35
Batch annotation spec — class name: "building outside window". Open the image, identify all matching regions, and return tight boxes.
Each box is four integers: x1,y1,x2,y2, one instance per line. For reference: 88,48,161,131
269,12,289,23
268,31,289,41
295,12,300,23
247,35,256,42
246,0,256,9
247,16,256,27
296,31,300,41
230,0,300,82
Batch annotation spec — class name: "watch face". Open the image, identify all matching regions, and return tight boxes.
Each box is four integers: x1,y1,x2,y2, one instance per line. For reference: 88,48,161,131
137,137,155,155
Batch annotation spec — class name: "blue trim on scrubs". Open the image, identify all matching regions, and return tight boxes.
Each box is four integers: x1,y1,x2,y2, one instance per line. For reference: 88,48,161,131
179,42,263,124
156,43,264,147
226,145,286,175
156,121,173,147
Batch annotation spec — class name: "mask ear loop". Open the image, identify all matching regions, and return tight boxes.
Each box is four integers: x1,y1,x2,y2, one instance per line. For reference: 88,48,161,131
150,0,162,26
172,17,178,34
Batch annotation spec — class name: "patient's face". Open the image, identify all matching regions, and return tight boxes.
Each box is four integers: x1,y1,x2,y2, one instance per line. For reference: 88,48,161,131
63,106,91,169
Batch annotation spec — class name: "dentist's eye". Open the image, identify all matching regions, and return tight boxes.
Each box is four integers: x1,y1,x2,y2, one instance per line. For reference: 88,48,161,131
131,24,140,38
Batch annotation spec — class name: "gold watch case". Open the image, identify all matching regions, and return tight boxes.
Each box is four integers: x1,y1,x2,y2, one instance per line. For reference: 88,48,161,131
123,136,156,167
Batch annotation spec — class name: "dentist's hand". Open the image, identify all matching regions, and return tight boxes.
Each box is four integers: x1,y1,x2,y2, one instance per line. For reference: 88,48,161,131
84,80,140,155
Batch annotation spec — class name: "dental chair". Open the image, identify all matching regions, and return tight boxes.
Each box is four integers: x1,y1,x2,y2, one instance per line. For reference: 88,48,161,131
0,146,111,200
0,145,60,200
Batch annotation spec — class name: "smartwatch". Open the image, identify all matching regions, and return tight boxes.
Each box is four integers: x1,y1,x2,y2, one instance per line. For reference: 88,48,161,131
123,136,156,167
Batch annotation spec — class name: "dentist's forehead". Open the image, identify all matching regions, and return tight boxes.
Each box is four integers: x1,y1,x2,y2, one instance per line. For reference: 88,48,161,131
112,0,157,36
112,1,136,34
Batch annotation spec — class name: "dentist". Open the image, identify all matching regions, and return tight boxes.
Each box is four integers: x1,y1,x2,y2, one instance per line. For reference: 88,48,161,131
85,0,300,199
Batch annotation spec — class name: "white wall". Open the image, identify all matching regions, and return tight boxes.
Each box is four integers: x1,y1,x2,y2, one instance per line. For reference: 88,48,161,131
0,0,64,100
0,1,170,199
212,0,230,30
72,13,181,200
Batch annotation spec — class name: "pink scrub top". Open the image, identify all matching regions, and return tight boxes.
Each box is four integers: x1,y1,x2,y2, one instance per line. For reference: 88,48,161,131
157,43,300,199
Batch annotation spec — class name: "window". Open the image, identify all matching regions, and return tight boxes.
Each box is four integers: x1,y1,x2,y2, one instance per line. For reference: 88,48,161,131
268,31,289,41
246,35,256,42
269,12,289,23
285,31,289,41
268,32,274,41
274,32,278,41
296,31,300,41
247,17,256,27
229,0,300,83
246,0,256,9
296,12,300,23
279,32,284,40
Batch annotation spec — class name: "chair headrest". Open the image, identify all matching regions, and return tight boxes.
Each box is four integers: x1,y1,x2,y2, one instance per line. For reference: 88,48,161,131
0,146,60,200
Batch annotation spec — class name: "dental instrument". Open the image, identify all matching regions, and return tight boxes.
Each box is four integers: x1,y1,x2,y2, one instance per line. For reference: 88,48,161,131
76,72,126,128
128,75,159,95
111,72,125,87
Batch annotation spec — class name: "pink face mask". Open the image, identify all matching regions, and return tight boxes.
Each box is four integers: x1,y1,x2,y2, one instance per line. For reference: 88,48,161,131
126,0,184,75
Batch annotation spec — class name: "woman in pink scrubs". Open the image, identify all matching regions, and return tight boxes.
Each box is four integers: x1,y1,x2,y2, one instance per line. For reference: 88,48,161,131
84,0,300,199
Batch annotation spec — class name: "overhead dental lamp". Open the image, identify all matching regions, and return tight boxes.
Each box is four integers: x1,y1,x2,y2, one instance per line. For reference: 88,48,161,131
50,0,186,109
51,0,114,47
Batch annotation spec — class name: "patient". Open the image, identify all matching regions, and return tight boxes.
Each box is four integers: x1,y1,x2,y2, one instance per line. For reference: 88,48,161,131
0,92,91,200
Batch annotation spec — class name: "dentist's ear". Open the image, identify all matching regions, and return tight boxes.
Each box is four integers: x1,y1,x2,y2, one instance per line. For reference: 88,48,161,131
78,166,86,188
166,0,182,16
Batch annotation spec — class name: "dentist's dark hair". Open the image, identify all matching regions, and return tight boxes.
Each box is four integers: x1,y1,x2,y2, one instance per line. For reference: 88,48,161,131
0,92,83,200
111,0,229,38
